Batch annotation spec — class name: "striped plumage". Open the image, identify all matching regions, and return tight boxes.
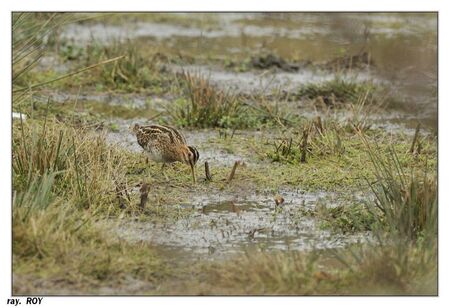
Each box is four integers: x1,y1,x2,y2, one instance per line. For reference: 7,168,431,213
131,124,200,183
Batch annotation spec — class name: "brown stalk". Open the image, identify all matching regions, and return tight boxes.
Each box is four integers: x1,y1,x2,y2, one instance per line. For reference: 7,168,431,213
409,123,421,154
139,183,150,209
205,161,213,182
227,160,241,184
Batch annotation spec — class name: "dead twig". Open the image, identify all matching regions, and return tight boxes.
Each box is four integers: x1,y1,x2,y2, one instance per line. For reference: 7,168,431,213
410,123,421,154
227,160,242,184
139,183,150,209
205,161,213,182
247,227,266,239
300,128,309,163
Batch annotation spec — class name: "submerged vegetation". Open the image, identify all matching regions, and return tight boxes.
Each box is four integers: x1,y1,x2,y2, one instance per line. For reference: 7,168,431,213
12,12,437,295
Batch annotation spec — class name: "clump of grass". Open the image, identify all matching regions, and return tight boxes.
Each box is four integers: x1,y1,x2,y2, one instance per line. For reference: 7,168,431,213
205,251,324,295
167,71,245,128
13,118,131,212
78,39,171,93
302,202,377,234
202,242,436,295
12,13,72,88
167,72,302,129
362,135,437,241
13,173,169,294
12,116,177,294
295,77,378,105
333,241,437,295
267,117,346,164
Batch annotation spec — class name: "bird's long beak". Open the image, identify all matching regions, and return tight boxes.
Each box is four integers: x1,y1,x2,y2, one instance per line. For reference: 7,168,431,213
190,162,197,184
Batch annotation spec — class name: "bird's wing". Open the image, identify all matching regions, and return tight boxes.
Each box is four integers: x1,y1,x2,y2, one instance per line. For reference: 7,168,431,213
147,124,187,144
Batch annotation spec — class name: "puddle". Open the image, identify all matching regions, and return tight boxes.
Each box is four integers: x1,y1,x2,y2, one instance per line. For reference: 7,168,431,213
113,189,368,259
60,20,330,46
172,64,376,95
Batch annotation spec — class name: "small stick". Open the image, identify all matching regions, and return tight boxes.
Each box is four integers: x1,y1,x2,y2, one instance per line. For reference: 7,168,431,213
227,160,241,184
139,183,149,209
205,161,213,182
410,123,421,154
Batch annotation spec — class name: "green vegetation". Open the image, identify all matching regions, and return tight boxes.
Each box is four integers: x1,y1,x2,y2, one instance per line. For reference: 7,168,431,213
194,132,437,295
259,117,435,190
12,117,177,294
311,203,377,233
13,179,170,294
363,134,437,241
167,71,245,128
12,13,437,295
294,77,378,105
166,72,301,129
201,241,436,295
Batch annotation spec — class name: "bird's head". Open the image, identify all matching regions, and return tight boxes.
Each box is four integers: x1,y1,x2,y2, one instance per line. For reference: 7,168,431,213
130,123,141,135
182,145,200,183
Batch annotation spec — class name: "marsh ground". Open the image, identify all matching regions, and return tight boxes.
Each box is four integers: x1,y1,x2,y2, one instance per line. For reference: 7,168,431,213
12,12,437,295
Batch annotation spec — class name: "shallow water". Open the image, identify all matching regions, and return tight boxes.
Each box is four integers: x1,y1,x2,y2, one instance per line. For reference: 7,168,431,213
113,189,368,259
171,64,377,95
61,13,436,45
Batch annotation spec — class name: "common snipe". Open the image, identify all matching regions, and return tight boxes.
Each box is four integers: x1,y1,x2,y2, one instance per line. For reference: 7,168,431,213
131,124,200,183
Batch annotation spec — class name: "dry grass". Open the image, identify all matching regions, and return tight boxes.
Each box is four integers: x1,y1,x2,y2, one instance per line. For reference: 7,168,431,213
168,71,244,128
361,133,437,241
12,119,174,294
201,242,436,295
13,118,131,212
